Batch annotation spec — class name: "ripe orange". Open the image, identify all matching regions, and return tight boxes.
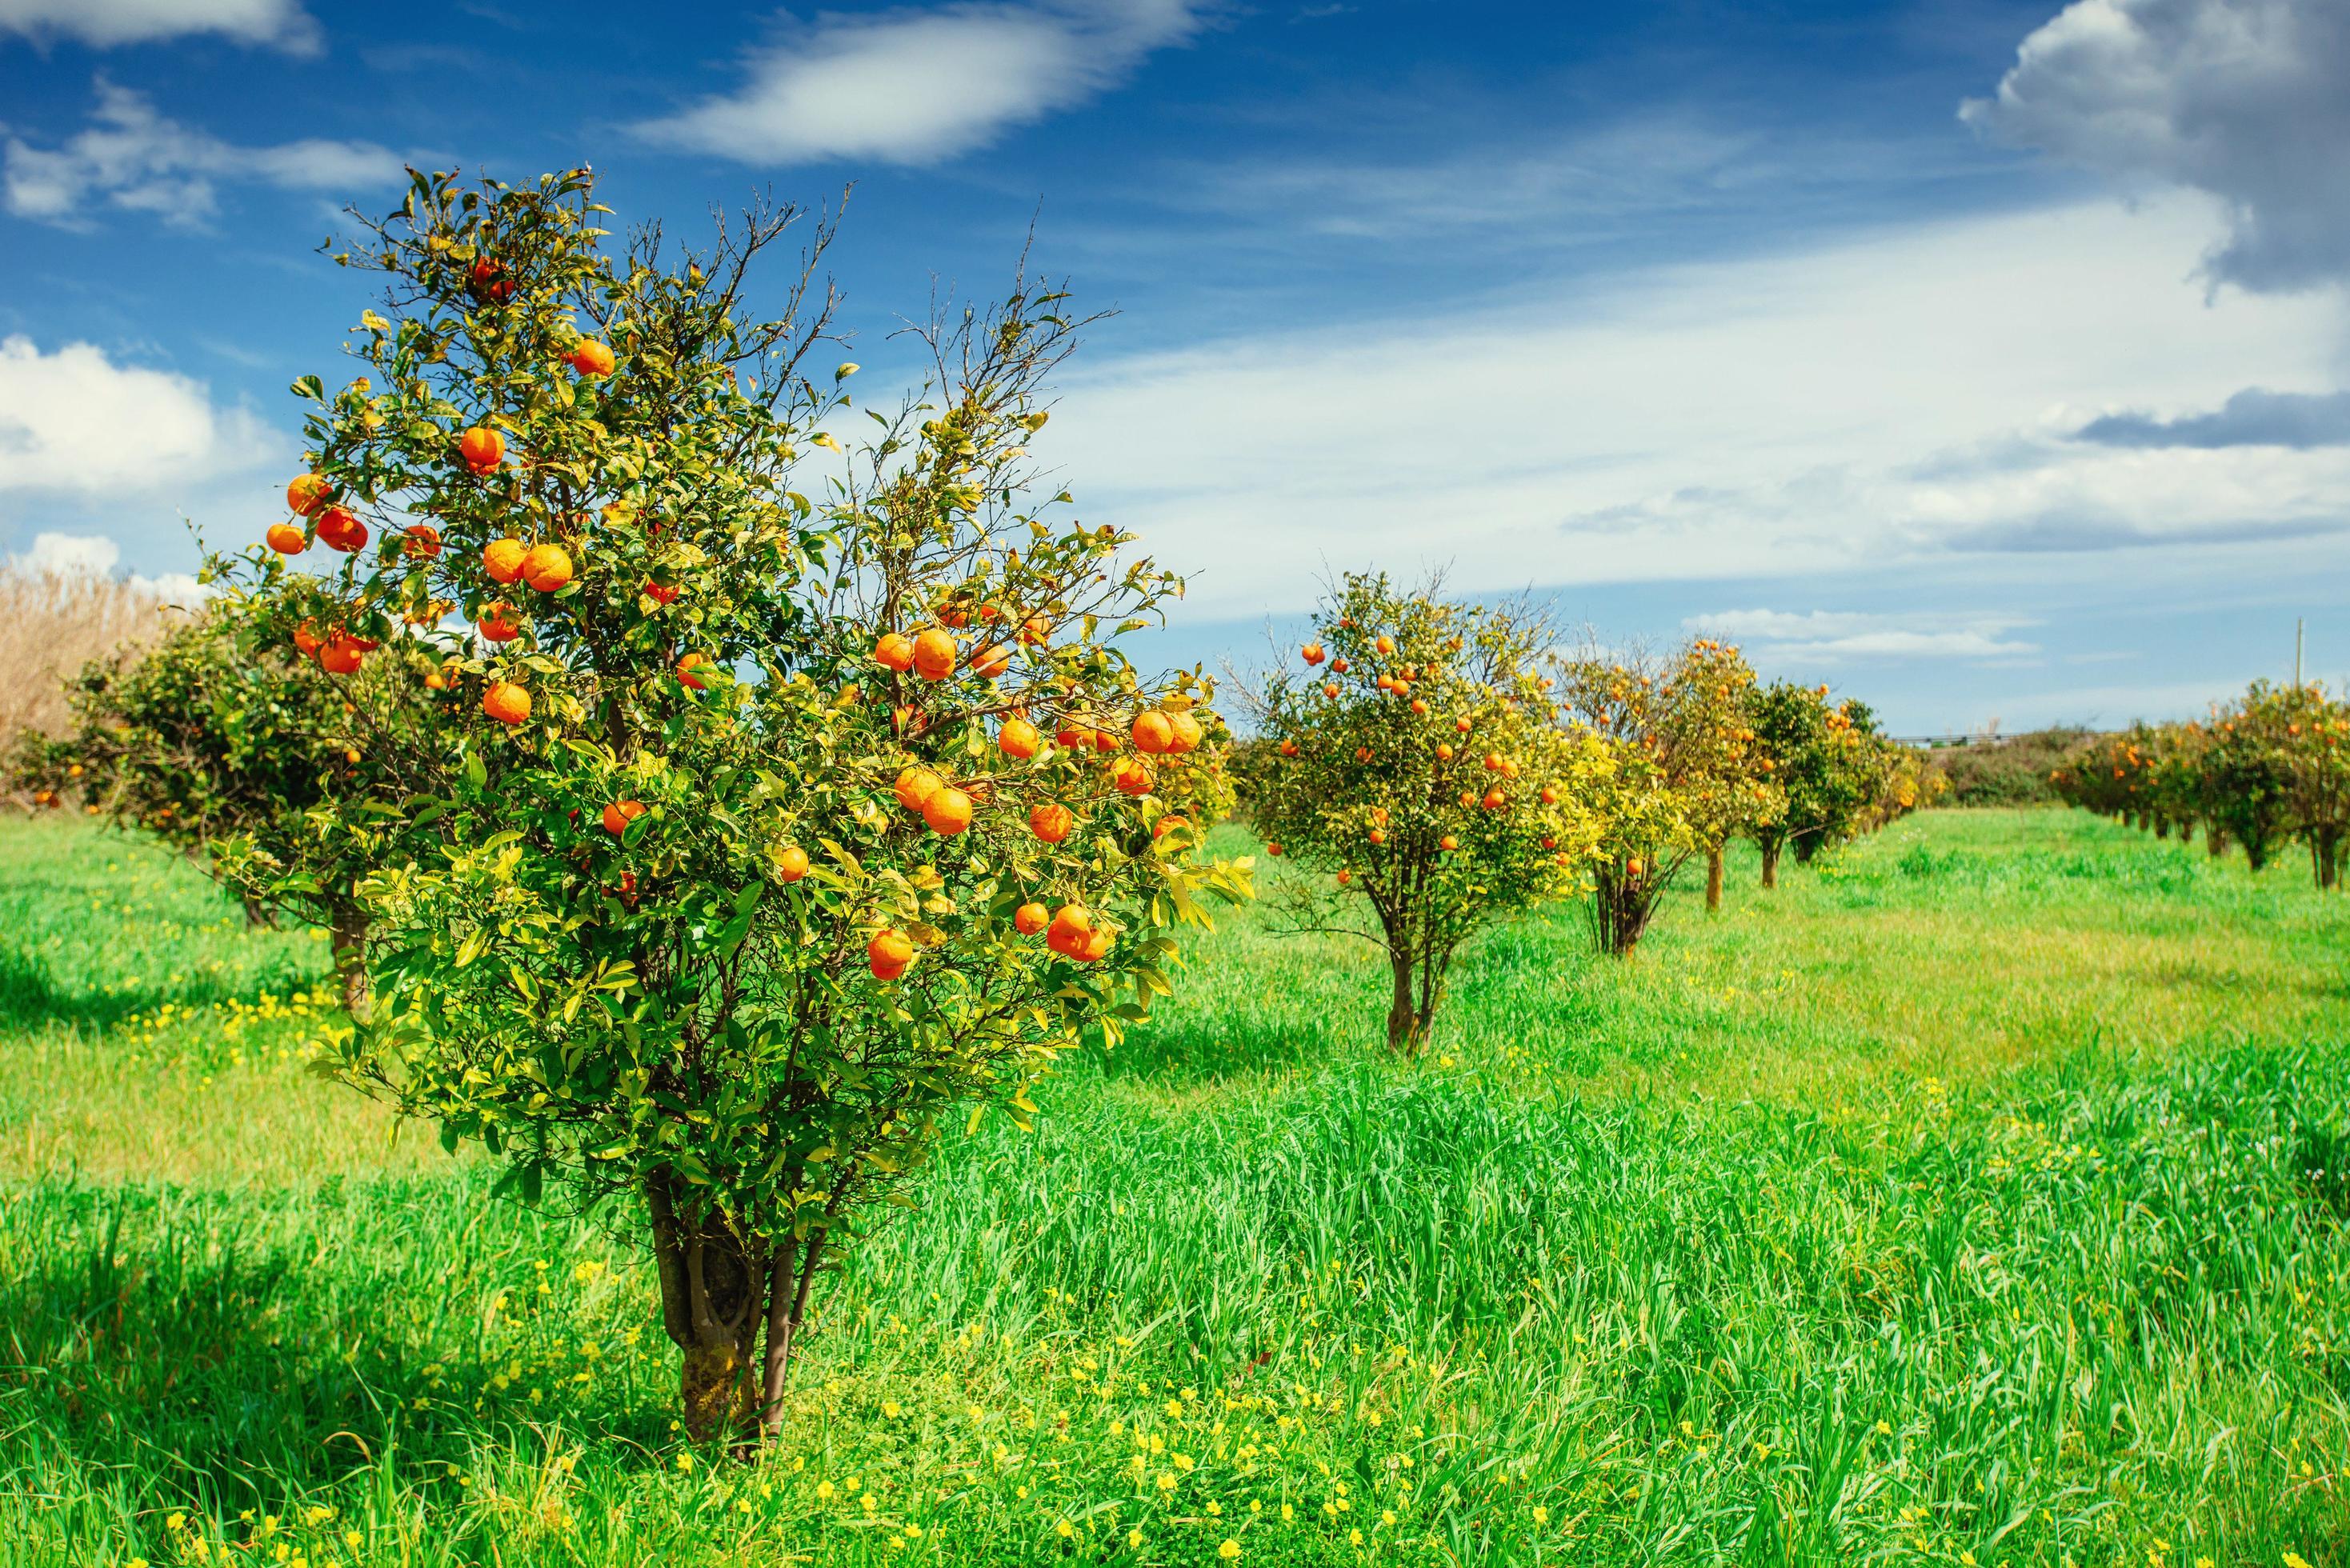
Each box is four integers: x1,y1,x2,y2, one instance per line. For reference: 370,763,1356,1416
266,522,306,554
1439,834,1459,851
894,766,944,811
644,580,680,606
1279,739,1299,758
969,644,1011,680
1113,758,1153,797
871,632,915,671
922,786,974,835
522,542,573,593
1322,683,1339,699
1483,788,1505,810
1009,902,1049,936
676,653,714,690
1375,634,1395,655
602,799,647,836
1029,802,1074,843
1539,786,1558,804
1153,814,1190,842
1046,903,1092,956
482,682,531,725
1368,827,1387,846
1455,718,1471,734
999,717,1041,759
402,522,442,558
294,622,323,658
317,506,366,552
478,602,522,642
1267,842,1283,856
483,538,528,583
1302,642,1325,665
1133,712,1175,754
938,602,971,630
1019,615,1051,646
569,339,616,377
1078,926,1114,962
1626,857,1644,878
868,928,914,979
458,426,505,473
1436,743,1454,761
1410,698,1427,715
286,474,331,516
911,628,958,681
1093,729,1119,755
318,638,366,676
775,844,811,882
1483,753,1503,772
1331,658,1350,674
1336,870,1352,885
1167,711,1203,754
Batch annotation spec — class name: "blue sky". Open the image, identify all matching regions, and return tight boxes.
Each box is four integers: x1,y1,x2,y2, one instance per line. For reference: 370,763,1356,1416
2,0,2345,733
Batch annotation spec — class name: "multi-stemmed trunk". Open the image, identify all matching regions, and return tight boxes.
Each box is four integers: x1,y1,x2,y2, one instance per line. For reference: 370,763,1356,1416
1384,949,1443,1056
2310,830,2341,891
1591,864,1662,956
648,1172,827,1448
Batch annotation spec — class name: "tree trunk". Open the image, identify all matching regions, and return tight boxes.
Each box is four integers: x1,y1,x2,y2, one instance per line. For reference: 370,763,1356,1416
2206,824,2228,858
1759,838,1781,890
1386,951,1426,1056
759,1230,824,1441
2315,832,2340,891
1705,846,1723,912
2154,817,2171,840
2177,818,2196,847
327,898,370,1021
648,1174,764,1446
242,895,277,929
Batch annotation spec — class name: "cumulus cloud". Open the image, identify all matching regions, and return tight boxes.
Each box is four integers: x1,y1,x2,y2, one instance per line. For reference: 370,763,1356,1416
0,334,278,494
637,0,1208,165
1682,610,2043,663
4,78,402,229
1961,0,2350,293
0,0,316,50
11,533,207,602
2072,386,2350,448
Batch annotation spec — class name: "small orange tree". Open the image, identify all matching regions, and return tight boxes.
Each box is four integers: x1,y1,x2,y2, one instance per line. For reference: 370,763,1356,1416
1234,574,1605,1053
11,587,438,1002
1554,637,1781,949
220,169,1248,1446
2240,682,2350,886
1743,682,1886,882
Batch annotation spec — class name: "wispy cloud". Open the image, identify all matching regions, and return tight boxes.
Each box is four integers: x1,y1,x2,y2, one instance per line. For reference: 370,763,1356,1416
0,0,318,51
2073,387,2350,449
637,0,1211,166
1683,609,2043,663
2,78,402,230
1963,0,2350,294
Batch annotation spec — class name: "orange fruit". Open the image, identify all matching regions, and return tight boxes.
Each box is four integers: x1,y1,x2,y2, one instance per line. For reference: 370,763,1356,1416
868,928,914,979
1410,698,1427,715
894,766,944,811
1331,658,1351,674
483,538,527,583
266,522,306,554
999,718,1041,759
1267,842,1283,856
1455,718,1471,734
1014,902,1049,935
676,652,714,690
482,682,531,725
294,622,323,658
911,628,958,681
1302,642,1324,664
1483,788,1506,810
1133,712,1175,754
602,799,647,836
478,602,522,642
1368,827,1387,846
569,339,616,377
1029,802,1074,844
922,786,974,835
875,632,915,671
522,542,573,592
775,844,811,882
318,638,365,676
402,522,442,558
1483,753,1503,772
1436,743,1455,761
1279,740,1299,758
1539,786,1558,804
286,474,331,516
970,644,1011,680
1375,634,1395,655
1113,758,1153,797
458,426,504,473
644,580,680,606
1322,683,1339,700
1154,814,1190,842
317,506,366,552
1078,926,1114,962
1019,615,1051,646
1046,903,1092,956
1336,870,1352,885
1439,835,1459,851
1167,711,1203,754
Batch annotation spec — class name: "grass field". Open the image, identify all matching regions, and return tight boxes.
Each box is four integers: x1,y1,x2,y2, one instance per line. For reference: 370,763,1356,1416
2,809,2346,1567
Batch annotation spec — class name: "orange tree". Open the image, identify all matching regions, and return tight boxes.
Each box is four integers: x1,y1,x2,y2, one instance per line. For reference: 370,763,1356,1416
2240,681,2350,886
10,586,438,1004
1233,573,1605,1053
2202,694,2296,873
218,169,1250,1446
1553,637,1781,949
1743,681,1887,882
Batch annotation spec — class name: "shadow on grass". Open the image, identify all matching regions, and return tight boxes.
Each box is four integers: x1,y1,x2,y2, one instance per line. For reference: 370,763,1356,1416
0,944,320,1036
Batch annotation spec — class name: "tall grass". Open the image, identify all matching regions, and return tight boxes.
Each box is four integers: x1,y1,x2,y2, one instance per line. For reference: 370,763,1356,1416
0,810,2344,1566
0,565,183,794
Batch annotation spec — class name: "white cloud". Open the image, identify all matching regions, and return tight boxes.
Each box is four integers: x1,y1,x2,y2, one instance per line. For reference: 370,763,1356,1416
4,78,400,229
1039,196,2343,617
637,0,1208,165
1962,0,2350,293
10,533,208,602
0,334,278,494
0,0,316,50
1683,610,2043,663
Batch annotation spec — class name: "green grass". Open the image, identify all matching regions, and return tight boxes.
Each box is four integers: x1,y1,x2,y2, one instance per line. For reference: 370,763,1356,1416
2,810,2347,1566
